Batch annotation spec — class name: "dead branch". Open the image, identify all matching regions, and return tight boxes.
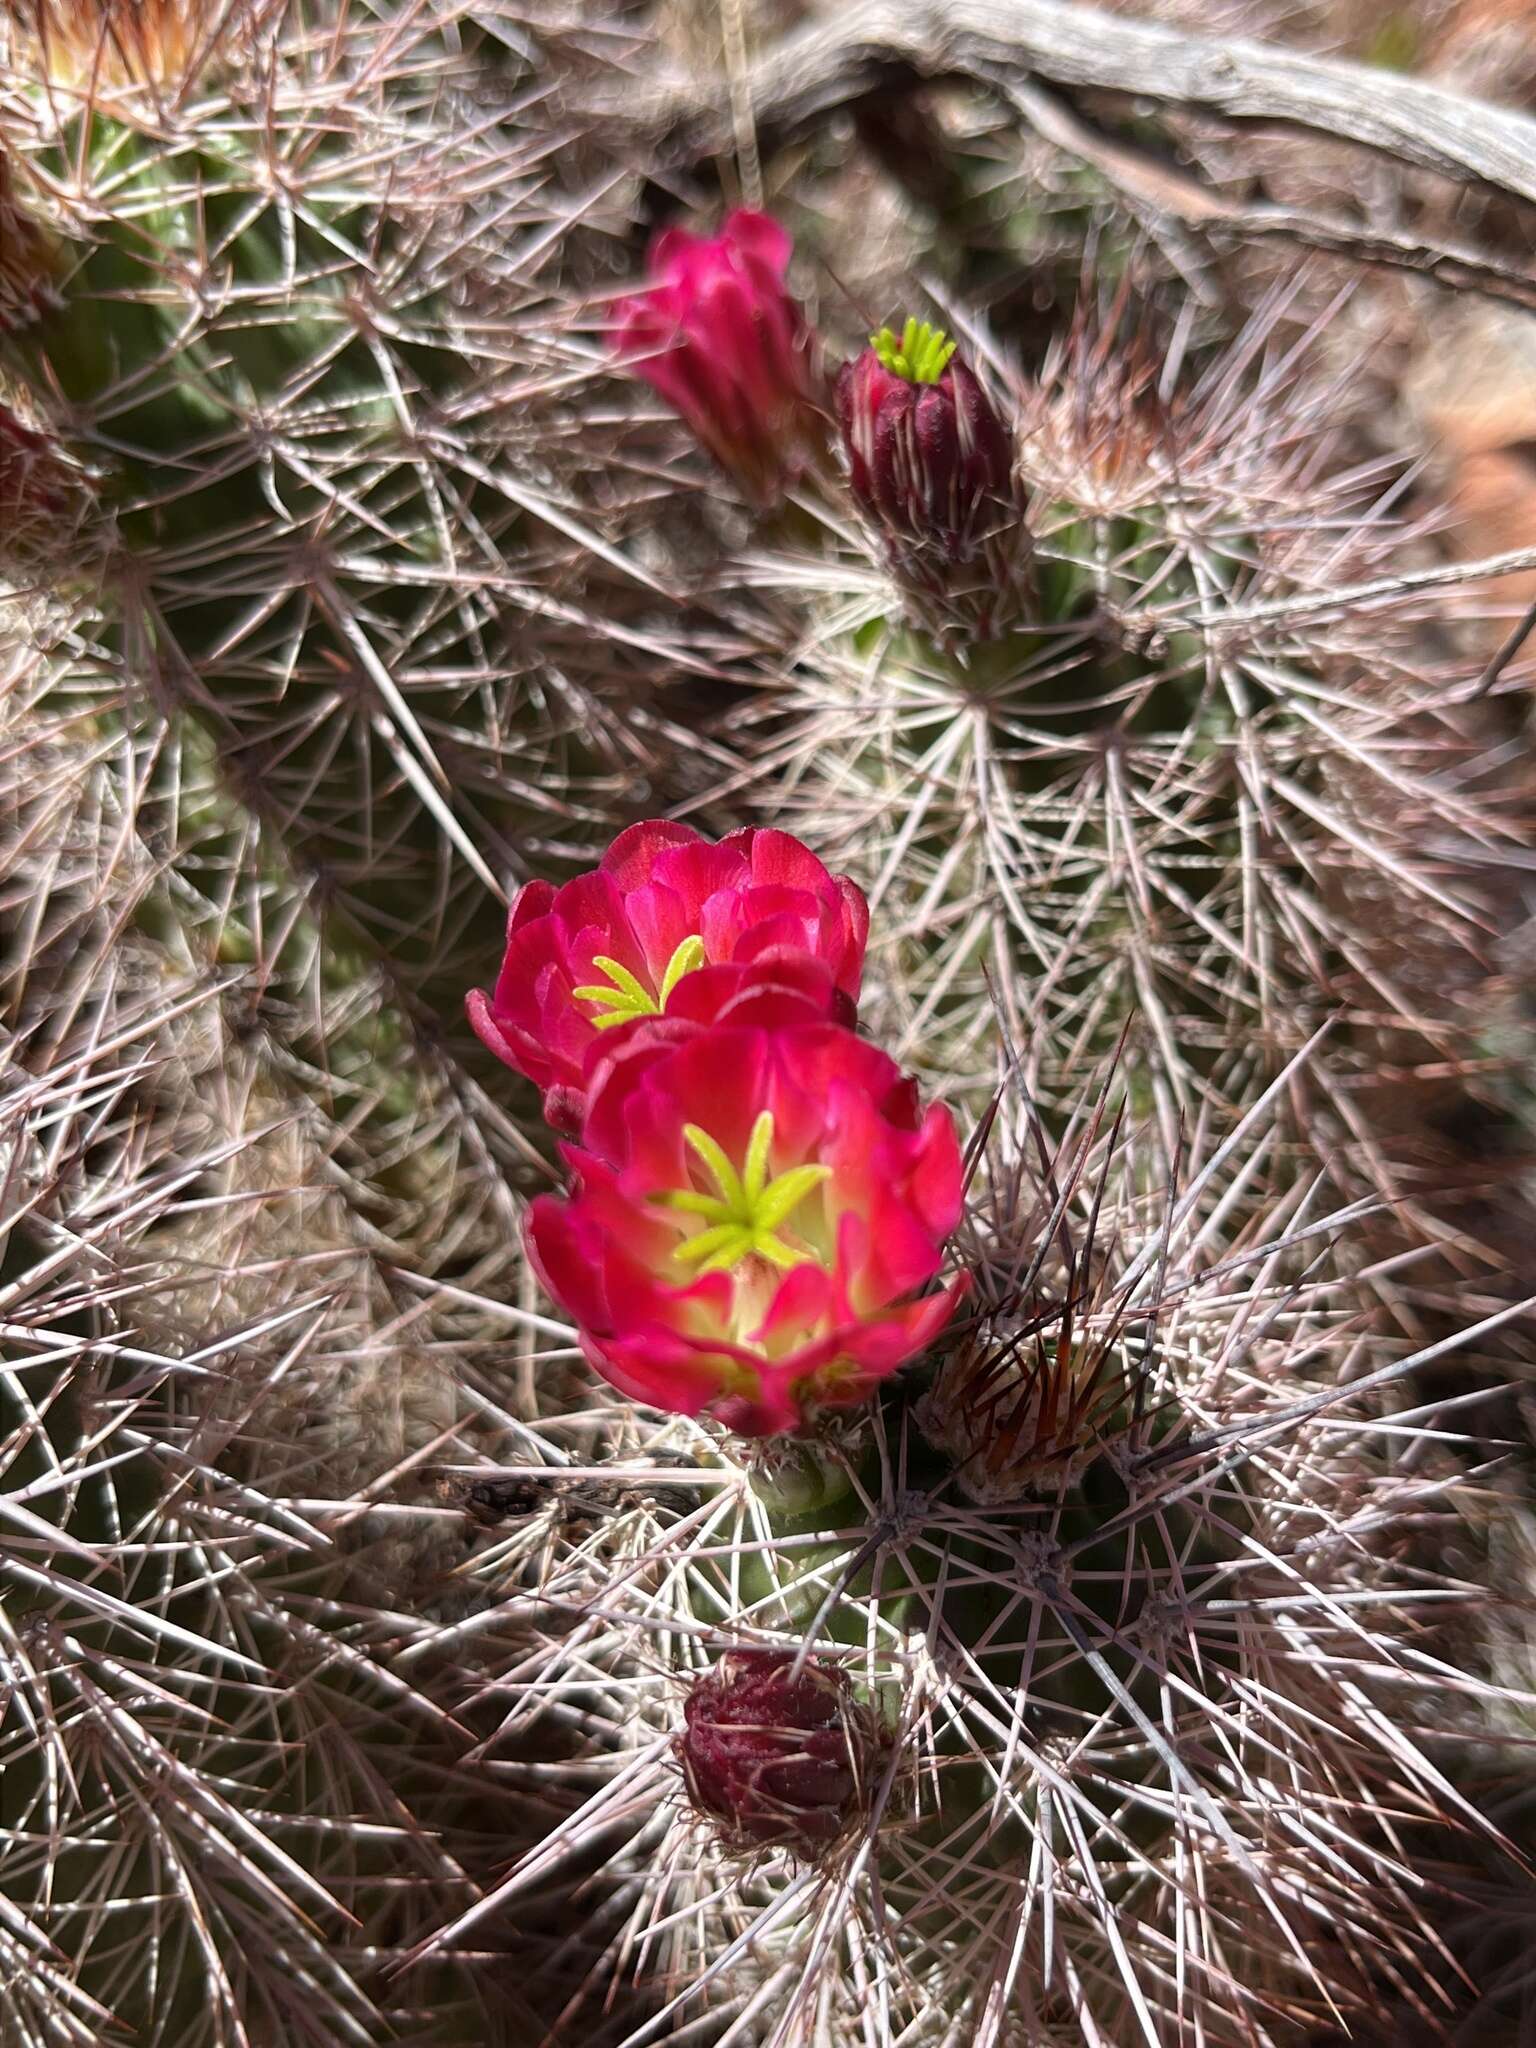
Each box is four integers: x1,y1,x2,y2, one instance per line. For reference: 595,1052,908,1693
621,0,1536,215
1004,80,1536,317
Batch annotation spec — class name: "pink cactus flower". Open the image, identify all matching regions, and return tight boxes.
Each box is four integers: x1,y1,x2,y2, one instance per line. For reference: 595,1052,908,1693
525,1007,966,1436
836,317,1014,560
467,820,870,1135
610,210,824,503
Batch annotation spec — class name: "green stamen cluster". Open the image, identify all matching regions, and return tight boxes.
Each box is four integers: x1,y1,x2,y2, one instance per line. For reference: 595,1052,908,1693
572,934,706,1030
870,317,957,385
655,1111,831,1276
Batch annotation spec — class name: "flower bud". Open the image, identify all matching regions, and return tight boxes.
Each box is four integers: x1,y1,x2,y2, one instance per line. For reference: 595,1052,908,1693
679,1650,883,1852
836,319,1029,641
838,320,1011,553
610,211,825,506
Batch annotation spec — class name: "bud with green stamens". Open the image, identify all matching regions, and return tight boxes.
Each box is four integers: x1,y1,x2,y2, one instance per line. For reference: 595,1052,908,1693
838,318,1014,555
836,317,1028,642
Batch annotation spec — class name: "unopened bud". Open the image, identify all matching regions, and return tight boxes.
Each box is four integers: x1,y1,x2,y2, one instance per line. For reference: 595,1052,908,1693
679,1649,884,1853
836,319,1029,641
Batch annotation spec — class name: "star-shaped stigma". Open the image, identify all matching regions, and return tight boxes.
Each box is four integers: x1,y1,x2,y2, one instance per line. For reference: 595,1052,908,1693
572,934,707,1030
654,1111,831,1275
869,316,957,385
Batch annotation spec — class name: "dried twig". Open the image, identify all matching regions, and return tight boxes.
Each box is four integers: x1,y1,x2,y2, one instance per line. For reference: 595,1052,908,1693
622,0,1536,212
1005,78,1536,316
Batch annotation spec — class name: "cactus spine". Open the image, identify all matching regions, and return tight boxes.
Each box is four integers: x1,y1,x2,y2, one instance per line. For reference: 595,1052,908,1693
2,4,1531,2045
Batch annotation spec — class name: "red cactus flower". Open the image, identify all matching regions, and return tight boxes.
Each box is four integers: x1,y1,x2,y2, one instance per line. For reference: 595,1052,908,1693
525,1008,966,1436
610,210,824,504
468,820,869,1134
836,317,1014,559
680,1649,884,1851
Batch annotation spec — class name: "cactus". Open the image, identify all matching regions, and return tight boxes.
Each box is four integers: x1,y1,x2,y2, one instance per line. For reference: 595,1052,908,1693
414,1071,1519,2044
1,3,1532,2045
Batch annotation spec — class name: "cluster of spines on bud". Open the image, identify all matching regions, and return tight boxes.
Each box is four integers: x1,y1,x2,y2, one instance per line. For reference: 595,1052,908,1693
468,818,966,1439
610,211,1030,643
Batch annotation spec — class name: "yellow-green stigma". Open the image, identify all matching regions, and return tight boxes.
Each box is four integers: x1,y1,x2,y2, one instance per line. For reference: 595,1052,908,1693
653,1112,831,1276
572,934,706,1030
870,316,957,385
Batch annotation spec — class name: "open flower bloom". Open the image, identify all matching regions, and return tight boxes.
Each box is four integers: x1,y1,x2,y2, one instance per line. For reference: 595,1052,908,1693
468,820,869,1133
610,210,823,504
526,1013,966,1435
837,317,1015,560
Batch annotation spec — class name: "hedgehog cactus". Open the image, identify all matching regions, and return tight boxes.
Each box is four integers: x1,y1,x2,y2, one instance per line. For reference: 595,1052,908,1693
418,814,1520,2043
0,2,1531,2045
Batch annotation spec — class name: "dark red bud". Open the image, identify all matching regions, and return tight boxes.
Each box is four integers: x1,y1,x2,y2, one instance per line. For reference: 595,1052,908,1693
836,331,1013,560
679,1650,879,1852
